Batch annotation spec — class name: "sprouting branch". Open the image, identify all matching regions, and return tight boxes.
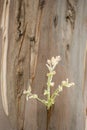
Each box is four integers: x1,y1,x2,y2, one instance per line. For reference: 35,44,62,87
23,56,75,110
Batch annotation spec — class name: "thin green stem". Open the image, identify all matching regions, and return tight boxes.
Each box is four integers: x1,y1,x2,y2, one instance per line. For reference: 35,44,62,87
47,72,53,101
36,97,47,106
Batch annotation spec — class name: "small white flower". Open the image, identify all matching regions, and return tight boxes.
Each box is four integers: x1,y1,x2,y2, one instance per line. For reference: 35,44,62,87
67,82,75,87
52,56,61,69
56,56,61,61
50,82,55,87
23,90,27,94
62,81,66,86
51,57,55,64
47,60,51,65
62,78,75,87
29,94,38,99
44,90,49,95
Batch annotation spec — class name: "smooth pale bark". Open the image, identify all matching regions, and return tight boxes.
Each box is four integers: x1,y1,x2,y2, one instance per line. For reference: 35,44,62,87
0,0,87,130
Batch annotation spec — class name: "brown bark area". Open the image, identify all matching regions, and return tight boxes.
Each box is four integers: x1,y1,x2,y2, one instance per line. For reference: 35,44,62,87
0,0,87,130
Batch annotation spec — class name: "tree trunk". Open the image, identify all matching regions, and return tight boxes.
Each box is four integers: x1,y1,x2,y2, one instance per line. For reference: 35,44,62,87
0,0,87,130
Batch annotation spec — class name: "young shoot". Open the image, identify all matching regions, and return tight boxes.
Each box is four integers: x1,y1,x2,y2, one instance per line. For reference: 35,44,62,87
23,56,75,110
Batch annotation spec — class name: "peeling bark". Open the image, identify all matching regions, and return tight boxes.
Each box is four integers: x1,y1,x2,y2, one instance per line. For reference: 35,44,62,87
1,0,10,116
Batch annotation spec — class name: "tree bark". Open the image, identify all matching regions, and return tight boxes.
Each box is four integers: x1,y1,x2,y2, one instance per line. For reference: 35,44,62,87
0,0,87,130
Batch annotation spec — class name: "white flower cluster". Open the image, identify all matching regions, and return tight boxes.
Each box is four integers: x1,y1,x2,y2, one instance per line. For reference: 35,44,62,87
46,56,61,71
62,79,75,87
23,86,38,100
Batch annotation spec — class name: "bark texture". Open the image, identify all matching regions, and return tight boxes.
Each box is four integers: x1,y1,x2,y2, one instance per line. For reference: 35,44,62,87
0,0,87,130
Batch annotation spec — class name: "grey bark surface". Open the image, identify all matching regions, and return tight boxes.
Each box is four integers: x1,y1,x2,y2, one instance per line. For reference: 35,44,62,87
0,0,87,130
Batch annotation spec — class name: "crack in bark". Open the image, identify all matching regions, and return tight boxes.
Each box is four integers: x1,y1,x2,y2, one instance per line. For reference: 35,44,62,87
17,0,25,41
18,23,27,58
53,15,58,28
15,1,27,130
66,0,77,29
15,56,25,130
39,0,46,9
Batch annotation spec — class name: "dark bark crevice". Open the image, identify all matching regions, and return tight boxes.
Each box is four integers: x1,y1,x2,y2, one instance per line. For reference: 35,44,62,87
39,0,46,10
15,1,27,130
16,0,26,41
66,0,77,29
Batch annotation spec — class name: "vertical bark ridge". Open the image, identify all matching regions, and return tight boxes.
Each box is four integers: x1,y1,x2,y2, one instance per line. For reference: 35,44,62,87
0,0,10,116
83,43,87,130
15,1,27,130
29,2,44,85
